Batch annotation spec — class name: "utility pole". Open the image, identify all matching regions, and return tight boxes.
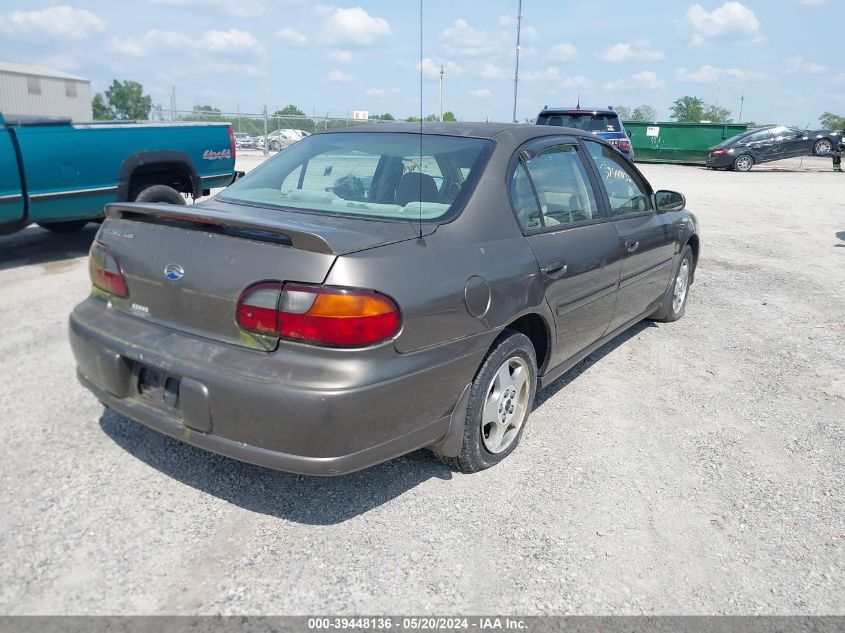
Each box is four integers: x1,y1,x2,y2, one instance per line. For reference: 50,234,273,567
512,0,523,123
439,65,444,122
738,95,744,123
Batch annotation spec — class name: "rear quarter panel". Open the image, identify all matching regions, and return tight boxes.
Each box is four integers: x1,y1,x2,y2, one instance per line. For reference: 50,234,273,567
0,123,24,227
13,122,234,224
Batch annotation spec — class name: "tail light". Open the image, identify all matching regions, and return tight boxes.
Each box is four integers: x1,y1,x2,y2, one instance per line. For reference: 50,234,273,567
227,126,237,161
711,149,728,156
610,139,632,153
89,241,128,297
237,282,401,347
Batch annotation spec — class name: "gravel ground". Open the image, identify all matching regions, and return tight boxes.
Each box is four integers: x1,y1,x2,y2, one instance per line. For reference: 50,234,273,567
0,155,843,615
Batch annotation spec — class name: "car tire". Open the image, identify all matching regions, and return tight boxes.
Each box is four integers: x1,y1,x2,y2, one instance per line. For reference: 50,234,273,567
438,329,537,474
650,244,694,323
37,220,89,233
132,184,187,205
813,139,832,156
269,140,281,151
733,155,754,172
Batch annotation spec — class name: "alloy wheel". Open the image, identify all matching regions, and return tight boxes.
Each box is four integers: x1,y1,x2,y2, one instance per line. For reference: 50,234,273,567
673,260,690,313
735,155,753,172
815,139,832,155
481,356,531,454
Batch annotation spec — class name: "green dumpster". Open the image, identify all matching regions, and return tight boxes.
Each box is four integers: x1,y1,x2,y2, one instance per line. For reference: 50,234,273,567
623,121,749,164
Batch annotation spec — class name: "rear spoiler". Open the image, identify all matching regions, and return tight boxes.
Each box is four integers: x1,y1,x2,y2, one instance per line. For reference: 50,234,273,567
104,202,333,254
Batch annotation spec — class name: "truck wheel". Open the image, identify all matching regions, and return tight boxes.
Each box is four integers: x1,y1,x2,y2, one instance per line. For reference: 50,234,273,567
37,220,89,233
132,185,186,205
438,330,537,474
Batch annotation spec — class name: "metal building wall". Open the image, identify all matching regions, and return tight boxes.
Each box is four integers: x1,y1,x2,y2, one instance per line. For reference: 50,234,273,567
0,72,92,121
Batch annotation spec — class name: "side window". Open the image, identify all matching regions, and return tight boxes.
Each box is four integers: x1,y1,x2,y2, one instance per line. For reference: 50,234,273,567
745,129,772,143
519,145,599,229
583,140,653,217
510,162,542,231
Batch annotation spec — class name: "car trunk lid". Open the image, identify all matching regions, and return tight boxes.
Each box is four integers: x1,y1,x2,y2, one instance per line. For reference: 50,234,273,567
95,200,423,350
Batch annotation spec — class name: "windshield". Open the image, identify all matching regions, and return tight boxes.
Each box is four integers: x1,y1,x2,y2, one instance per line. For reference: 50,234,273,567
538,112,621,133
219,132,494,221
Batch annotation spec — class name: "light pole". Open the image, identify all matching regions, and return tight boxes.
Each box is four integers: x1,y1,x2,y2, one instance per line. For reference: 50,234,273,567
439,65,444,122
512,0,523,123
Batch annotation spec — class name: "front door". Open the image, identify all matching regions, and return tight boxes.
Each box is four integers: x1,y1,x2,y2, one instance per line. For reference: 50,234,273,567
510,141,620,368
581,140,676,331
773,126,812,159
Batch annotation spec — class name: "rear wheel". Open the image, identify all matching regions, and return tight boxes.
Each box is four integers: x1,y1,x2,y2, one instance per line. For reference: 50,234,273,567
132,184,186,205
813,139,832,156
37,220,89,233
734,154,754,172
438,330,537,473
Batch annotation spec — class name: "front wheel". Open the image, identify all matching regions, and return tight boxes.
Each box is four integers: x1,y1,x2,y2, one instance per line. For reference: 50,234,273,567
734,154,754,172
813,139,832,156
37,220,88,233
650,245,693,323
269,140,281,151
438,330,537,473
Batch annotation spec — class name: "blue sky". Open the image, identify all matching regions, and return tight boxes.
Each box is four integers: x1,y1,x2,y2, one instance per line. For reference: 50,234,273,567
0,0,842,125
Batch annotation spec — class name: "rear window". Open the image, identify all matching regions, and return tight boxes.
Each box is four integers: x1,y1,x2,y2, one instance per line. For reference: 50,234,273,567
538,112,621,133
219,132,493,221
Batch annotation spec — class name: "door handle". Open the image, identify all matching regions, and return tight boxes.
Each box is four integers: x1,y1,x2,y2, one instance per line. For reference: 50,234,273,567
625,240,640,253
542,259,568,279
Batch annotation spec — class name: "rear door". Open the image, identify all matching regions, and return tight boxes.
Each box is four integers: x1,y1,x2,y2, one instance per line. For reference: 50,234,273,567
0,123,25,227
581,139,676,331
512,139,620,368
742,128,775,163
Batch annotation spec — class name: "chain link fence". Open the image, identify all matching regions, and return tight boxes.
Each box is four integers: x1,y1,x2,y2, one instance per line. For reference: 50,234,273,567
150,107,389,154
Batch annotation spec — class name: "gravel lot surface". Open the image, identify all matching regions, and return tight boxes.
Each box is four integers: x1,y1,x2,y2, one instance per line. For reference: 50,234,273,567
0,154,843,615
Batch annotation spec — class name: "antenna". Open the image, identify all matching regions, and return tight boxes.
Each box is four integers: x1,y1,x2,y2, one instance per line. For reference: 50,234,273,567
576,92,580,109
512,0,522,123
418,0,423,239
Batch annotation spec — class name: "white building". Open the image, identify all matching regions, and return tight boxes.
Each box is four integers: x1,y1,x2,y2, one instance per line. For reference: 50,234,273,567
0,60,92,122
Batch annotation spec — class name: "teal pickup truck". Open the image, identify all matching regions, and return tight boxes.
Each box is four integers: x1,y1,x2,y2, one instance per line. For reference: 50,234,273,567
0,113,237,235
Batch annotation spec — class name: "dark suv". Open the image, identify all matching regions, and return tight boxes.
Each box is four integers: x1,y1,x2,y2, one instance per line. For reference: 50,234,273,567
536,106,634,161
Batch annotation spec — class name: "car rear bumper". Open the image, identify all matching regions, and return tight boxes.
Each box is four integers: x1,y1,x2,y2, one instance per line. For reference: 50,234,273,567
69,297,488,475
706,154,734,168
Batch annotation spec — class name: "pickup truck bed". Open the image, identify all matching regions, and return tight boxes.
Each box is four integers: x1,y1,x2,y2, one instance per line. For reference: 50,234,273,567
0,114,236,235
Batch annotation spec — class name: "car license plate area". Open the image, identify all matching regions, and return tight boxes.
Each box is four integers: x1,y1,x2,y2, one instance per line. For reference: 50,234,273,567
137,366,181,411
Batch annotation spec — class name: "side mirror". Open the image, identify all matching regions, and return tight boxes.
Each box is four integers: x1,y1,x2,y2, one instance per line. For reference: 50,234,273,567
626,129,632,138
655,189,685,212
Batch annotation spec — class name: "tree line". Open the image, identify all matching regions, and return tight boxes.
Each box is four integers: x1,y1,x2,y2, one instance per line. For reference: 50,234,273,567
91,79,845,131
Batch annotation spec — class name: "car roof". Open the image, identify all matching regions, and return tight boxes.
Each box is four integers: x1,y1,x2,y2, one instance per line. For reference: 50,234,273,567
323,121,597,142
540,107,618,115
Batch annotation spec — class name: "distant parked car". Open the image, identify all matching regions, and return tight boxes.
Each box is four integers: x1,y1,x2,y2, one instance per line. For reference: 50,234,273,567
706,125,843,171
258,128,312,151
536,106,634,160
233,132,254,149
70,123,699,476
